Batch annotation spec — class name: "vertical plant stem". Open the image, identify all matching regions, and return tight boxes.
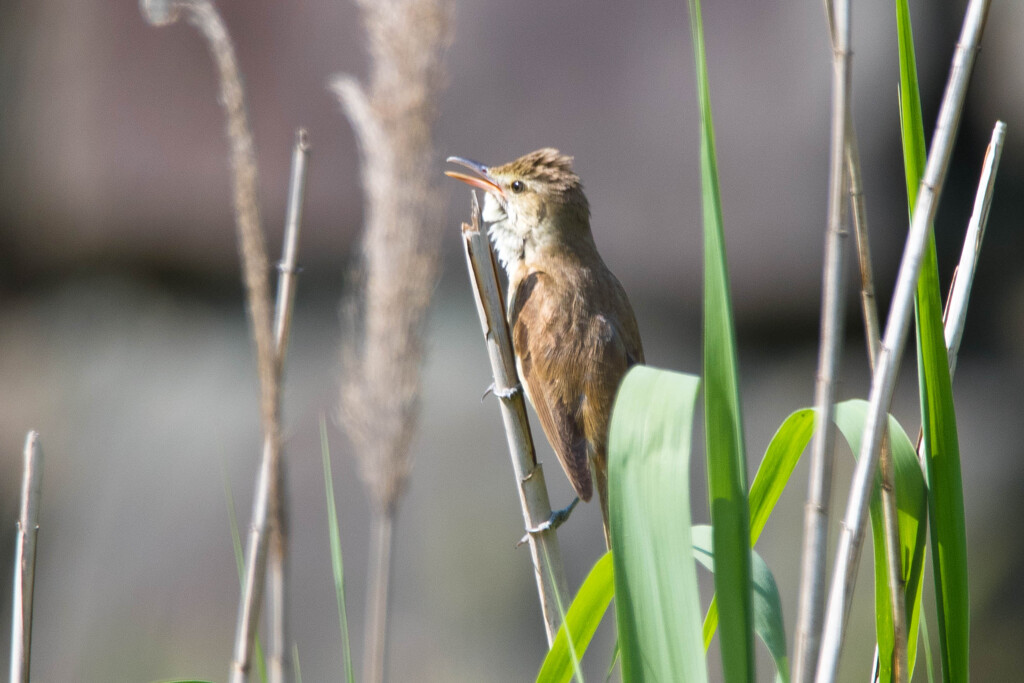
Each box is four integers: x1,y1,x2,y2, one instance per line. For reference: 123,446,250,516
266,129,311,683
819,2,910,676
138,3,283,681
273,129,311,367
814,2,991,680
364,510,395,683
793,0,851,679
331,2,453,678
9,431,42,683
266,542,288,683
852,139,909,683
461,192,570,643
943,121,1005,374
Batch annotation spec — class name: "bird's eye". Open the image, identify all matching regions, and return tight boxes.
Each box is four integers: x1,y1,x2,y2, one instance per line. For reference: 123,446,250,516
510,180,525,193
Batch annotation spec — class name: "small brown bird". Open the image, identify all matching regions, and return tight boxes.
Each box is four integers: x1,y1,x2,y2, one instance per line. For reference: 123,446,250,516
446,148,644,545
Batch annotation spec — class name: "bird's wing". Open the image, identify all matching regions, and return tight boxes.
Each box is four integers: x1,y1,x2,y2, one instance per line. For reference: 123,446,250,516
578,282,644,536
581,273,644,441
579,312,640,458
510,271,593,502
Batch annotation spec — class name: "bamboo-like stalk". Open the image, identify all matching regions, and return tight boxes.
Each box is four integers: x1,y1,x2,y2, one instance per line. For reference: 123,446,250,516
139,4,285,681
814,2,991,680
852,148,910,683
792,0,852,679
9,431,42,683
944,121,1005,374
266,129,311,683
849,132,909,683
273,129,311,369
460,192,571,644
898,120,1004,681
817,2,910,678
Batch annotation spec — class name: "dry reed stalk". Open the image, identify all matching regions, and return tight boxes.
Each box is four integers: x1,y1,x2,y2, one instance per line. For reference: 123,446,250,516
266,129,311,683
815,1,991,680
460,192,570,644
138,3,284,681
943,121,1005,374
792,0,852,679
815,2,910,679
329,1,454,681
9,431,42,683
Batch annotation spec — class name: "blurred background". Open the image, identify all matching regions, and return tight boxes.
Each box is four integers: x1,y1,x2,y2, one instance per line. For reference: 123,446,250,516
2,1,1023,680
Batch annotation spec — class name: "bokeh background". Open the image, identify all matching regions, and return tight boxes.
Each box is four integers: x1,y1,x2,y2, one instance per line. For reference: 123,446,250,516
2,1,1023,680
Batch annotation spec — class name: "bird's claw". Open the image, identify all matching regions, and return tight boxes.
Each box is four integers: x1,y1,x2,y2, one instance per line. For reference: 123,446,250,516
481,382,521,402
517,497,580,547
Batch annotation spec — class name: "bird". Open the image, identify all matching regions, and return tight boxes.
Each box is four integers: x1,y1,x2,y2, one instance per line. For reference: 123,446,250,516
446,148,644,547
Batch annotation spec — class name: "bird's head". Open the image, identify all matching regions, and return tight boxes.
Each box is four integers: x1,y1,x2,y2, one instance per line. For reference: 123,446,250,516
446,148,591,269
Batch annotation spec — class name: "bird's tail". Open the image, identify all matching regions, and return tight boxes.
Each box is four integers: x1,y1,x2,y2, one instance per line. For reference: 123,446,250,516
593,457,612,551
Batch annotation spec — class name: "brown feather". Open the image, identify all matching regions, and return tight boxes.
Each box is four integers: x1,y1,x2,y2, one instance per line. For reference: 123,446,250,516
509,252,643,505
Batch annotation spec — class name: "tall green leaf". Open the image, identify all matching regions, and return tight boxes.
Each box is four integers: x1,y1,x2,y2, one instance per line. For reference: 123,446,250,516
692,526,790,683
702,401,927,682
536,553,614,683
833,401,928,682
609,366,706,682
688,0,755,679
896,3,970,680
320,418,355,683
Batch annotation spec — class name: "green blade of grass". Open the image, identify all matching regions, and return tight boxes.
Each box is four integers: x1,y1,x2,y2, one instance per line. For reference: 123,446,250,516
688,0,755,680
895,3,970,680
692,526,790,683
537,541,585,683
833,400,928,682
702,408,814,654
320,417,355,683
609,366,707,682
536,552,614,683
224,477,267,683
748,409,815,545
702,400,926,682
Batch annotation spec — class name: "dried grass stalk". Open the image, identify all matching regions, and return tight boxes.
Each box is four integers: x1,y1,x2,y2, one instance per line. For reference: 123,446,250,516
139,3,283,681
266,129,311,683
461,192,570,644
329,2,454,681
9,431,42,683
815,1,991,679
792,0,852,677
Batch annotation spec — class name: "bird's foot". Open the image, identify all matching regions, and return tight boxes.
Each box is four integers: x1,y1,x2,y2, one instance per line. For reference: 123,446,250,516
517,497,580,547
481,382,521,402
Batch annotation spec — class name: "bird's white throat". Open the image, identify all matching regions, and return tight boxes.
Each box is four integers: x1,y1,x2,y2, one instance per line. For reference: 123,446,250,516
482,192,523,273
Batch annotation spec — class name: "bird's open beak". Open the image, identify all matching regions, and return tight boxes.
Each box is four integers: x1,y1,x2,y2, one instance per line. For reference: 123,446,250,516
445,156,504,197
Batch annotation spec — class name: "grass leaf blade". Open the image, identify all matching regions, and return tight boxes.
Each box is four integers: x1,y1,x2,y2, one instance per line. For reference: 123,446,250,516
692,526,790,683
320,417,356,683
536,552,614,683
895,3,970,679
688,0,755,679
609,366,706,682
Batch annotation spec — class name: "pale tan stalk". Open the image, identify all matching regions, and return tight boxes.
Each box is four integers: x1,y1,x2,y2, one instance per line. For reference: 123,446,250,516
266,129,311,683
461,192,570,643
792,0,852,679
815,2,992,680
139,3,283,680
9,431,42,683
330,1,453,680
943,121,1005,374
816,2,909,679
